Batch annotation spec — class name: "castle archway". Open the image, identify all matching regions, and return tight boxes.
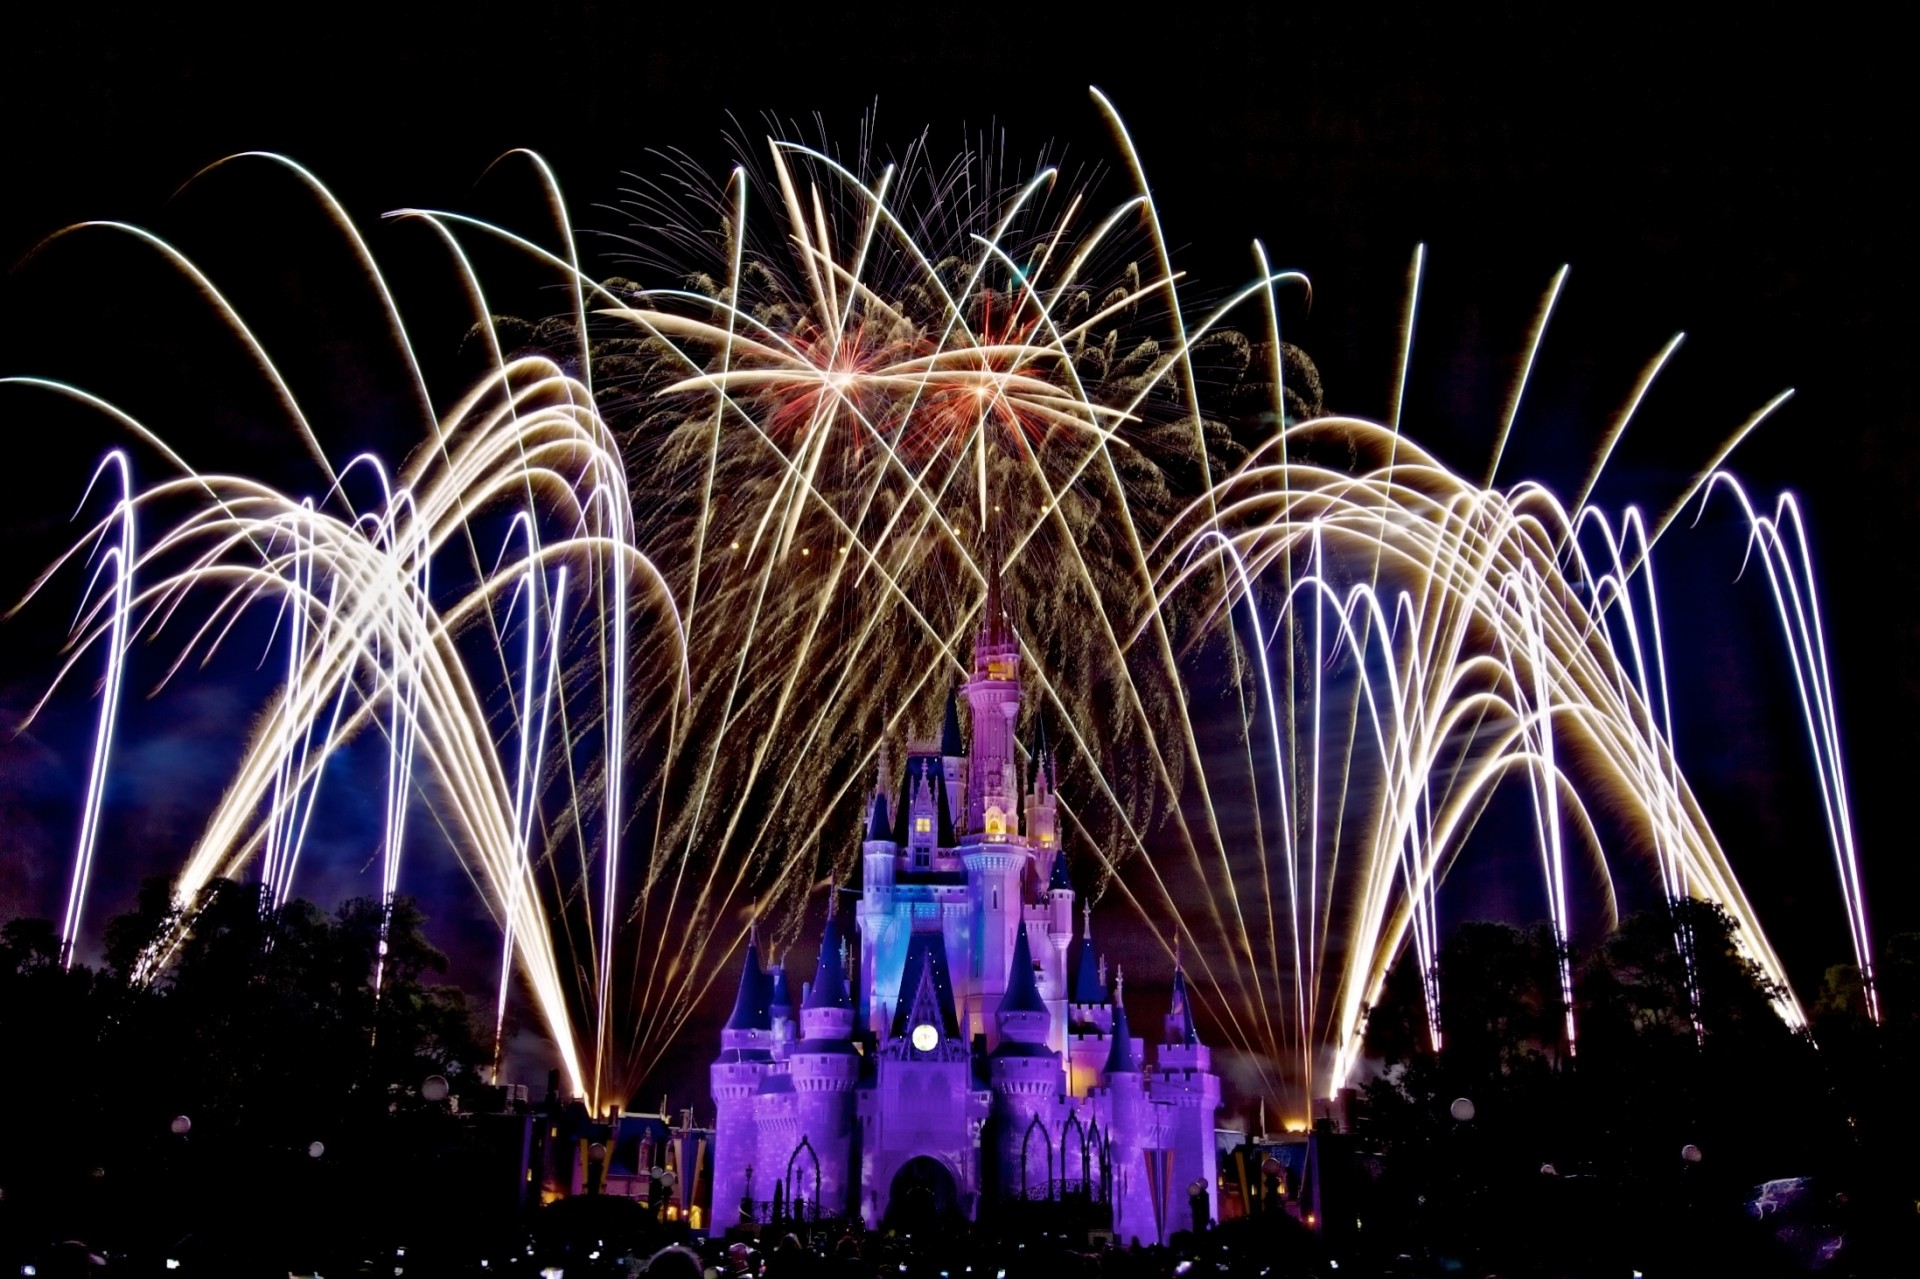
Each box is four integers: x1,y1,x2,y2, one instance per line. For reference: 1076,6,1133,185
884,1155,960,1231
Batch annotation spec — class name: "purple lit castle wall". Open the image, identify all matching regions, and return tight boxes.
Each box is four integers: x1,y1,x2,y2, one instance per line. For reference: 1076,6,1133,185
710,571,1221,1238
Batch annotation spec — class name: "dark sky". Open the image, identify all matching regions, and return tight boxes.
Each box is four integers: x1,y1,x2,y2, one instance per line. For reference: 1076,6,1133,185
2,7,1913,1107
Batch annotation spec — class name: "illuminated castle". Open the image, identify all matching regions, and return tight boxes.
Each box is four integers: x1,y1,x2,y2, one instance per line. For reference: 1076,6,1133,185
709,568,1220,1238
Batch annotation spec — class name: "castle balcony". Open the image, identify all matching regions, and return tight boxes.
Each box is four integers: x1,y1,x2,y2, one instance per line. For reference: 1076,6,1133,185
996,1180,1113,1233
738,1192,850,1236
961,848,1025,872
787,1051,860,1090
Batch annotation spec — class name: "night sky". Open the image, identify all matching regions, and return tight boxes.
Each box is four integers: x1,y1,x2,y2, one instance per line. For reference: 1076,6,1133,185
2,7,1913,1110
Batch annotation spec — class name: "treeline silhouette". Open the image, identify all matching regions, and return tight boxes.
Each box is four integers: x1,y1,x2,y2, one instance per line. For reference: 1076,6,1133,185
1342,900,1918,1273
0,878,507,1269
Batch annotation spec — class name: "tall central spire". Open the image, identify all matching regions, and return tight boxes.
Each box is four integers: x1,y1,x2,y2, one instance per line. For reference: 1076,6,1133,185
982,532,1009,651
964,531,1022,839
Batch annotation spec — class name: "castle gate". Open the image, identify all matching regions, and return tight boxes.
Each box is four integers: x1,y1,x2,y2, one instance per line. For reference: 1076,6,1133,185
885,1155,961,1230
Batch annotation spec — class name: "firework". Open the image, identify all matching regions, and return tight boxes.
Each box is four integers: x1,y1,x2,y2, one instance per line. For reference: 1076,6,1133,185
7,100,1870,1121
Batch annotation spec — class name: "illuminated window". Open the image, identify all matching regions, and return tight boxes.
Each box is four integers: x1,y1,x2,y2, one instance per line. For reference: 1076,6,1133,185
916,816,932,834
985,806,1006,837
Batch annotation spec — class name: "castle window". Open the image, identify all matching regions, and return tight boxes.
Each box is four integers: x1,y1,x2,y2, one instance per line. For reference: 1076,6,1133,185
985,806,1006,838
915,816,932,834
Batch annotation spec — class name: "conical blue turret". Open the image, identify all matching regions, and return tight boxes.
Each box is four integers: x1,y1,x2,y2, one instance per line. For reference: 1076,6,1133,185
1071,918,1105,1005
940,692,964,758
998,922,1048,1015
1166,964,1199,1046
1048,849,1072,893
935,761,958,847
866,789,892,842
982,536,1012,648
891,933,961,1041
804,928,851,1010
1104,976,1142,1073
725,937,771,1033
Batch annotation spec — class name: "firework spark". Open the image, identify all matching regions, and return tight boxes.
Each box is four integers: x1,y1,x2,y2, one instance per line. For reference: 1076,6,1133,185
8,102,1872,1119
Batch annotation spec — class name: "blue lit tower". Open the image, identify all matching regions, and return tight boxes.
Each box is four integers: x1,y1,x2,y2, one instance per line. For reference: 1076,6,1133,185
989,922,1063,1199
1064,903,1113,1097
789,918,858,1216
752,961,799,1216
710,936,773,1230
1150,953,1221,1226
961,558,1028,1043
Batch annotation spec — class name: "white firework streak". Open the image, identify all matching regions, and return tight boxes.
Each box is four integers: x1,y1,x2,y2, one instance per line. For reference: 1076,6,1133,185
18,357,679,1107
8,109,1876,1119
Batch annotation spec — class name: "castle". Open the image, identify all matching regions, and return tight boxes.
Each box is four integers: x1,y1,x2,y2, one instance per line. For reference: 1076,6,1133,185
710,568,1221,1239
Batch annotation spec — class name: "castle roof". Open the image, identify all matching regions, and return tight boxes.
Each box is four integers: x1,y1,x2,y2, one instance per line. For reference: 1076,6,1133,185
940,691,964,757
1104,983,1142,1073
1048,850,1072,893
997,922,1049,1016
724,936,772,1032
888,932,961,1041
893,752,958,847
770,965,793,1013
1031,716,1053,789
1070,932,1105,1005
866,789,892,842
935,768,956,846
981,539,1012,651
1166,964,1199,1046
802,929,850,1010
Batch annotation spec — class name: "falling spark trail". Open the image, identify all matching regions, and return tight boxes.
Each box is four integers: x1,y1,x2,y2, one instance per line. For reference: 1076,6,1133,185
10,102,1877,1117
58,453,134,968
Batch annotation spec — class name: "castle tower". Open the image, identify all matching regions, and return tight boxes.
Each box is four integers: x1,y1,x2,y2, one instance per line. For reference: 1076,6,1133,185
962,552,1026,1037
964,552,1022,841
857,781,895,1032
1099,970,1155,1243
1065,902,1113,1096
988,923,1060,1201
754,957,801,1214
940,692,967,831
965,838,1025,1049
789,925,859,1217
1150,954,1222,1229
710,936,774,1232
1044,854,1074,1053
752,1072,799,1221
769,963,795,1061
1024,718,1059,871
